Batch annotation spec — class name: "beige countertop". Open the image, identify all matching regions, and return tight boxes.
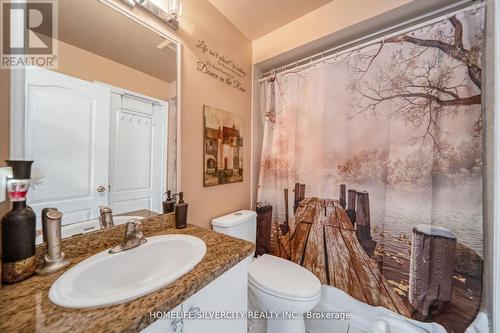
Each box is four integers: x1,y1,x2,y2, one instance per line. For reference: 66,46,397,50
0,214,255,333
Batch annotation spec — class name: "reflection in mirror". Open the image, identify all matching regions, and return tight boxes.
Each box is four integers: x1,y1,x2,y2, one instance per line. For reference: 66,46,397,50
9,0,178,243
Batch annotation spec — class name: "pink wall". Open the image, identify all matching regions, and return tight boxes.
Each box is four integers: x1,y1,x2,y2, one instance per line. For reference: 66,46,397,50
176,0,252,228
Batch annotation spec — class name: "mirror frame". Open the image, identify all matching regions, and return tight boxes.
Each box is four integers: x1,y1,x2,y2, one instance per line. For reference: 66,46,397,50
9,0,182,192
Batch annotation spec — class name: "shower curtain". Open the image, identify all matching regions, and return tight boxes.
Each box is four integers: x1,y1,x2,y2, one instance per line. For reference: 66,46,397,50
257,7,484,333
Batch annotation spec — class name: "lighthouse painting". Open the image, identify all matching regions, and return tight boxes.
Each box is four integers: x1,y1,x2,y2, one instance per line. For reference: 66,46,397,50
203,105,244,186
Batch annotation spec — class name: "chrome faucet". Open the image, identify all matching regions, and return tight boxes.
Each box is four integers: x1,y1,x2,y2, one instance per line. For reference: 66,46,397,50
99,206,114,228
109,220,147,254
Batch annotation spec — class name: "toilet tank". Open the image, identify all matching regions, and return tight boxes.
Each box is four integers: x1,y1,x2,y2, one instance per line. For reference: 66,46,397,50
211,210,257,243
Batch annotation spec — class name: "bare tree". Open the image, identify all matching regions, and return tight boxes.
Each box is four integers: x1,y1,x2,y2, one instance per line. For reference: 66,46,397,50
348,15,482,150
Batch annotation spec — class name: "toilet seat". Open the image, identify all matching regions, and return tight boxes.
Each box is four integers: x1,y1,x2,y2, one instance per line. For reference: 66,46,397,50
248,254,321,301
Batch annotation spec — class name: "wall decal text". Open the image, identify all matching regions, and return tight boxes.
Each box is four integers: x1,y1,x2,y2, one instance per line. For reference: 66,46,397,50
195,40,246,92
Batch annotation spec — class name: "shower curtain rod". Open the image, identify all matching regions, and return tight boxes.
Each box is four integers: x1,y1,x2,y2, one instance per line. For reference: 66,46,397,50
258,0,485,83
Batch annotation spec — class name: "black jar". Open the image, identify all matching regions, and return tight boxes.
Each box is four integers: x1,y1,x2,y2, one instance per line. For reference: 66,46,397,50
1,160,36,283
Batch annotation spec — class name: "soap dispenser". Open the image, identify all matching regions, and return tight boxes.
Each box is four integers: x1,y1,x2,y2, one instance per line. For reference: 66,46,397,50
175,192,188,229
162,190,176,214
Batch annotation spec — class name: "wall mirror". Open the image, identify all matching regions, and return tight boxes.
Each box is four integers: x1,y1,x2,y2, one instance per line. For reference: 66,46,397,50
8,0,180,243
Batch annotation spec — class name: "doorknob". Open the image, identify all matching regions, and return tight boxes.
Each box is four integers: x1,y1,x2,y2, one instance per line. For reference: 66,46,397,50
97,186,106,193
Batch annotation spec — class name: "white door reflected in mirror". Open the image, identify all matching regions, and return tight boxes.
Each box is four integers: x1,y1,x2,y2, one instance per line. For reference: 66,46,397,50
25,67,111,229
24,67,167,231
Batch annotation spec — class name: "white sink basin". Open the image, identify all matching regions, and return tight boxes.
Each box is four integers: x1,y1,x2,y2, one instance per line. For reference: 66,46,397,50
49,234,206,309
36,216,145,245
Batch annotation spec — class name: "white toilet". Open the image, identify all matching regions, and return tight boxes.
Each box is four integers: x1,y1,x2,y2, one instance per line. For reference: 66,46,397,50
212,210,321,333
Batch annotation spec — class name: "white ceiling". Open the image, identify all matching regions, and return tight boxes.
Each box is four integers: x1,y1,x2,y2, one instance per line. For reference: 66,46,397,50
58,0,177,83
208,0,334,40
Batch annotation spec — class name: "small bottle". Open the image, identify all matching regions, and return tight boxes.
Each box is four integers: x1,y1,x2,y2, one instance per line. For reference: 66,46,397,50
162,190,176,214
175,192,188,229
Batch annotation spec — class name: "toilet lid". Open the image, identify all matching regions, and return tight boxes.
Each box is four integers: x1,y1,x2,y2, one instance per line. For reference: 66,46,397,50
248,254,321,300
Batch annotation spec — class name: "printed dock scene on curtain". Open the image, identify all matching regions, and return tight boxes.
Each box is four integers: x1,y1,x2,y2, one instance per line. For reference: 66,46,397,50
204,105,243,186
257,8,484,333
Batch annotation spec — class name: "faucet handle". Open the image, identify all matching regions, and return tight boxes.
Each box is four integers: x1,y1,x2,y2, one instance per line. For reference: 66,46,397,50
99,206,112,215
99,206,114,228
109,220,146,254
125,219,144,236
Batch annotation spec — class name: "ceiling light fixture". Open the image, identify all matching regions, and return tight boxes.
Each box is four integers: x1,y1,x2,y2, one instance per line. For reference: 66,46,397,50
121,0,182,31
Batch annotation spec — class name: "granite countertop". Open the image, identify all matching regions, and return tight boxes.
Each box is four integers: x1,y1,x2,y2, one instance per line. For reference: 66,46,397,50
0,214,255,333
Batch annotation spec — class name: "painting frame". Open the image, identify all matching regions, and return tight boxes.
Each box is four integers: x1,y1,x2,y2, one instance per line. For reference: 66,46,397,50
203,105,243,187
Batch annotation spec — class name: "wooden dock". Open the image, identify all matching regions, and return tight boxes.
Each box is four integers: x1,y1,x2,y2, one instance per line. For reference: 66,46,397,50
273,197,412,317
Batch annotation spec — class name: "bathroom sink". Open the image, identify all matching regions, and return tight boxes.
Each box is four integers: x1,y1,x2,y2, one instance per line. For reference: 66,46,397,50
36,216,145,244
49,234,206,309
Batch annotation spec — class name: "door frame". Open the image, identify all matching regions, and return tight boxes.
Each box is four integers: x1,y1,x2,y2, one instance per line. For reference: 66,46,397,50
96,81,169,211
10,69,25,160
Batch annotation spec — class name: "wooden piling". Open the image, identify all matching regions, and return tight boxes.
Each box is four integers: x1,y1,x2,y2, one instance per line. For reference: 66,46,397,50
339,184,346,209
355,191,376,255
347,190,357,210
347,189,357,225
282,189,290,234
284,189,289,224
299,184,306,201
294,183,306,212
409,224,457,319
255,202,273,256
356,191,371,241
293,183,300,212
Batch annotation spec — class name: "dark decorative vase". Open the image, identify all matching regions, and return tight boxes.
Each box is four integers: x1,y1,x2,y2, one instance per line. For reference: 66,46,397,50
1,160,36,283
